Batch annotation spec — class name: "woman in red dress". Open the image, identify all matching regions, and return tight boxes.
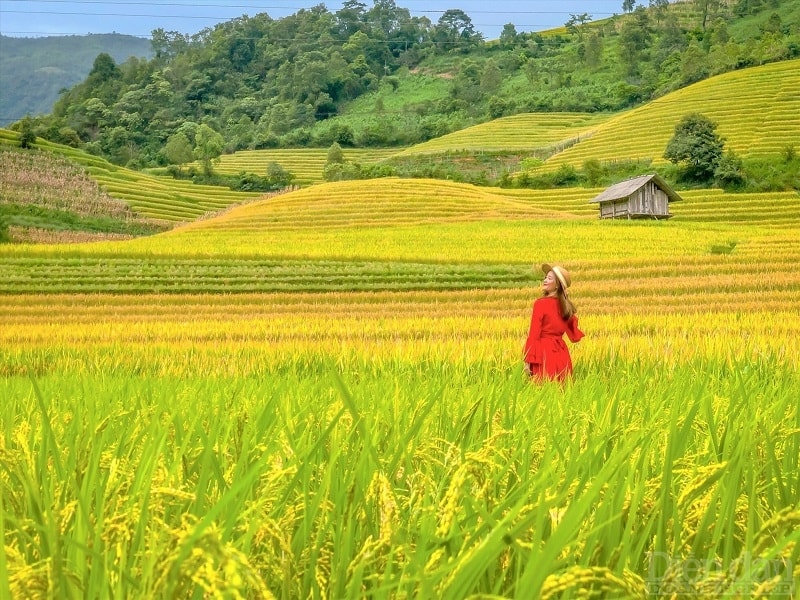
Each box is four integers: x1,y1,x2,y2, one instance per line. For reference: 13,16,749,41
523,263,584,381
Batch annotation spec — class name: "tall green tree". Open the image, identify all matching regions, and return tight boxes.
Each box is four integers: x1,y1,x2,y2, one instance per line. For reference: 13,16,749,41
434,9,481,52
617,6,652,75
499,23,518,48
151,29,189,62
164,132,194,172
583,32,604,70
193,124,225,175
450,59,482,104
649,0,670,25
480,60,502,94
565,13,592,41
335,0,368,37
265,162,294,189
327,142,345,164
664,113,725,182
695,0,723,30
85,53,123,104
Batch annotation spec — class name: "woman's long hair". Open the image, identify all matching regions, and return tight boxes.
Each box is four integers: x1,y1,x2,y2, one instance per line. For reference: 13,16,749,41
555,286,577,320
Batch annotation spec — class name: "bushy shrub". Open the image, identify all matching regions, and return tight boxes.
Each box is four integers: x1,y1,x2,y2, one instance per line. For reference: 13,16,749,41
714,150,745,190
322,161,362,182
18,116,37,149
326,143,345,165
190,169,293,192
551,164,580,186
264,163,294,189
0,214,9,243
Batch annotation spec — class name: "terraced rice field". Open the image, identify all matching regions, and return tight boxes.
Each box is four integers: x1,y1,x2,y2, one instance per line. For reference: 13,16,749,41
4,59,800,596
0,130,262,221
213,148,399,185
3,176,800,598
398,112,612,154
539,59,800,171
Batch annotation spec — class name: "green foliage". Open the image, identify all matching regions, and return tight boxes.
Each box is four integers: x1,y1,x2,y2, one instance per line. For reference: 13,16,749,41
18,116,37,149
434,9,482,52
327,142,345,165
0,34,151,127
193,125,225,175
187,169,293,192
323,161,363,182
714,149,745,189
617,6,653,75
163,133,194,169
734,156,800,191
0,213,8,243
664,113,726,183
264,162,294,190
582,158,604,186
512,159,655,190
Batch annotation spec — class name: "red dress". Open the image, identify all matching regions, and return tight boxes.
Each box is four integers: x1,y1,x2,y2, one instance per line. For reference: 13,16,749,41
523,296,584,381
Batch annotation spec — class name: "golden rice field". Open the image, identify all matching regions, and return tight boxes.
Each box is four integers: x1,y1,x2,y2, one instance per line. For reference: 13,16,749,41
396,113,612,155
213,148,399,185
2,177,799,598
539,59,800,171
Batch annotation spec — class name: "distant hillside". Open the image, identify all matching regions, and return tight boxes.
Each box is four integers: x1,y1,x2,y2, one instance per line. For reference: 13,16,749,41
0,33,152,126
218,60,799,191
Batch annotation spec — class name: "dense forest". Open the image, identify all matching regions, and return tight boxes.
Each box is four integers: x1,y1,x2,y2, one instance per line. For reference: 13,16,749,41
11,0,800,169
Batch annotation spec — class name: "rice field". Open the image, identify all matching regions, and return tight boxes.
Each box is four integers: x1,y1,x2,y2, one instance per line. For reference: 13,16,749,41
213,148,399,185
396,113,612,155
0,130,262,222
2,176,799,598
538,59,800,171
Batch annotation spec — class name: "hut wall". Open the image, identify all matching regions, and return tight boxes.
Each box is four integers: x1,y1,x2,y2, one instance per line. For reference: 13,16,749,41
600,200,628,218
627,182,669,215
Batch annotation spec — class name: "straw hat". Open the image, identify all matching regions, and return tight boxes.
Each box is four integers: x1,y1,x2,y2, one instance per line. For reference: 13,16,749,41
541,263,571,290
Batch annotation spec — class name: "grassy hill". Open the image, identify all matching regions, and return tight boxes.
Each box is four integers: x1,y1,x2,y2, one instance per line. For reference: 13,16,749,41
0,34,152,126
13,0,800,172
1,55,797,246
312,0,800,147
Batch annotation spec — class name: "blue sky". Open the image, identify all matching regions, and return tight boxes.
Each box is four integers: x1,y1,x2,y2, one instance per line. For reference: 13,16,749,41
0,0,627,41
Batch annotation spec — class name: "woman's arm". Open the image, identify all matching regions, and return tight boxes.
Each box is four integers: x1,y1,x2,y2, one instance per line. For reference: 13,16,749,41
565,315,585,343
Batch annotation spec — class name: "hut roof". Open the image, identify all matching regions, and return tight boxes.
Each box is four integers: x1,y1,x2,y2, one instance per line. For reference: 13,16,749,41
589,173,683,204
